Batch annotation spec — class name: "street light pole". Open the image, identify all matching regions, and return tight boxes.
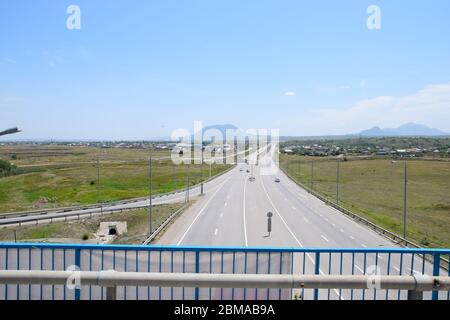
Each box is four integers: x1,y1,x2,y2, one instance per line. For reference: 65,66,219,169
403,160,407,239
97,157,102,214
149,155,153,235
336,159,340,205
172,162,175,190
0,127,21,137
185,164,190,203
209,160,212,179
298,159,301,178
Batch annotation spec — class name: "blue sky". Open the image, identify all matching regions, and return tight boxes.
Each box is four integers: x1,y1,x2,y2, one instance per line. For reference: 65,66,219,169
1,0,450,139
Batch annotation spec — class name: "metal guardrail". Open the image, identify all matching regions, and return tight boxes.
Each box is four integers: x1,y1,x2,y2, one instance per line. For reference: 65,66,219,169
143,204,187,245
0,243,449,300
0,164,236,226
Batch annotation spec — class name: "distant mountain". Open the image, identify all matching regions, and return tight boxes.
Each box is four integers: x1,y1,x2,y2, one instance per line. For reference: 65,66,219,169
202,124,238,136
359,123,448,137
182,124,239,142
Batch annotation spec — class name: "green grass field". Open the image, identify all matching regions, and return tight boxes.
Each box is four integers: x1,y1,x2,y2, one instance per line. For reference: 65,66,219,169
280,154,450,248
0,203,185,244
0,145,230,212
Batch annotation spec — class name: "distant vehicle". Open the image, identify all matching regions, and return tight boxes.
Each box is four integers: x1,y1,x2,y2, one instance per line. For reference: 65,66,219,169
239,168,243,171
246,169,250,173
249,176,255,182
274,177,280,183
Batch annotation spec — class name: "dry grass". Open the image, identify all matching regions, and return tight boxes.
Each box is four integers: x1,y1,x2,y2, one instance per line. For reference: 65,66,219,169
281,154,450,248
0,145,229,212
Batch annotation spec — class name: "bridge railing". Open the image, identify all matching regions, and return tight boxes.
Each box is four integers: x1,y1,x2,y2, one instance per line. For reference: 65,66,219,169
0,243,449,300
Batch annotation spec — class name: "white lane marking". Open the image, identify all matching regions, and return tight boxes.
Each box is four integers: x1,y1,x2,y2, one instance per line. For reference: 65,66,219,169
324,217,329,222
303,217,309,223
214,228,218,236
260,174,303,247
321,235,329,242
242,177,248,247
355,265,364,273
349,235,355,240
220,212,223,218
177,177,231,245
224,202,228,207
291,206,296,210
260,173,344,300
361,244,367,248
340,229,344,233
284,197,288,201
332,223,336,227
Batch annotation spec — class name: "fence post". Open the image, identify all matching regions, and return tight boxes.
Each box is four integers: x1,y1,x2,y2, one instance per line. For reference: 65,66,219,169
432,253,440,300
195,251,200,300
407,290,423,300
106,286,117,300
314,252,320,300
75,248,81,300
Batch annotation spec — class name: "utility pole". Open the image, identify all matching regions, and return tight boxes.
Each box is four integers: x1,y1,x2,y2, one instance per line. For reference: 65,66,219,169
298,159,301,179
311,160,314,190
209,160,212,179
97,157,102,214
149,155,153,235
185,164,190,203
403,160,407,239
336,159,340,205
201,146,204,184
172,162,176,190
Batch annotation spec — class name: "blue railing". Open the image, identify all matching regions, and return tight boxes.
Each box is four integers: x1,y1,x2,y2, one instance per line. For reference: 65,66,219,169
0,243,449,300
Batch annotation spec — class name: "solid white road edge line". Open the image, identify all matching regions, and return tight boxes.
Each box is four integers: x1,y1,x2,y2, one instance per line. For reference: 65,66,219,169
243,176,248,247
176,176,232,245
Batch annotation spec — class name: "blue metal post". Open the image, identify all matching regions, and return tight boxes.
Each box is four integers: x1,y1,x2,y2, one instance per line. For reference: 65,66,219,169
432,254,440,300
74,248,81,300
314,252,320,300
195,251,200,300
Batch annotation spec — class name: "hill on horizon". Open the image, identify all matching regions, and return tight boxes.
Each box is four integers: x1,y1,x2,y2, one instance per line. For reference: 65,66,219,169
359,123,448,137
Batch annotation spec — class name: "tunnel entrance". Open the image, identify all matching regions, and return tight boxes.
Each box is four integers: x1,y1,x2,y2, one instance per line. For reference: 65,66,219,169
108,226,117,235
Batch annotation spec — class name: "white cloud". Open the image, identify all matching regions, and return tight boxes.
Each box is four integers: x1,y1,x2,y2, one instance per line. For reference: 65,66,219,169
290,82,450,135
284,91,296,96
339,85,351,89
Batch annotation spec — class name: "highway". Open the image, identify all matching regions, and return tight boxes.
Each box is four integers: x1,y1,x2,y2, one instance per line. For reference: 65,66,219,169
156,148,444,300
0,146,446,300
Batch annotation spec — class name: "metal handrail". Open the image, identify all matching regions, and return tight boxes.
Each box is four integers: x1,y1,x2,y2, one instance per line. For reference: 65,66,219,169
0,270,448,292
